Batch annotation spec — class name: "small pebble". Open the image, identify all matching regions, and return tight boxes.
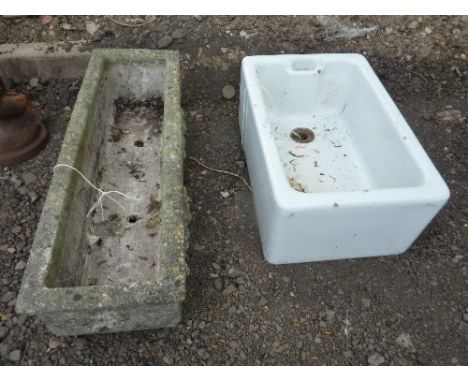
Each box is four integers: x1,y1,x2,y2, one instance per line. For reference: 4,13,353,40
155,22,169,33
368,352,385,366
29,191,39,203
361,298,371,308
222,284,237,296
17,186,28,195
172,28,185,39
395,333,415,351
212,263,221,272
193,243,205,251
228,305,236,315
0,327,8,340
1,291,16,303
10,175,24,189
236,160,245,169
222,85,236,100
436,108,464,123
343,350,353,359
227,267,242,278
214,279,223,291
452,255,463,264
29,78,39,88
85,21,100,36
8,349,21,362
48,338,61,351
157,35,173,49
15,260,27,271
40,15,53,25
325,309,335,322
0,344,7,358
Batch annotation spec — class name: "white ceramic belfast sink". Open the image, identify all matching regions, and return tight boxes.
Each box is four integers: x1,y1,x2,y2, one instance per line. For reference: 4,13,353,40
239,54,450,264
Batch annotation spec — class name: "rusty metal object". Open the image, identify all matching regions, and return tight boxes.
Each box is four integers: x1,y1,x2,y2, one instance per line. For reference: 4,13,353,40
0,88,48,166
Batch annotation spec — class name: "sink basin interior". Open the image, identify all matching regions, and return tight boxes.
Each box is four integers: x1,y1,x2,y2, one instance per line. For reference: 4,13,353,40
254,57,425,193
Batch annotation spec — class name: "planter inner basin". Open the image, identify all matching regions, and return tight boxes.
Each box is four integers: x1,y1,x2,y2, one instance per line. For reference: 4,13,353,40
16,49,189,335
239,54,450,264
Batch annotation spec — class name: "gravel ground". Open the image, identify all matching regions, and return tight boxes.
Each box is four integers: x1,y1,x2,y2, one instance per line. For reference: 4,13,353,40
0,15,467,365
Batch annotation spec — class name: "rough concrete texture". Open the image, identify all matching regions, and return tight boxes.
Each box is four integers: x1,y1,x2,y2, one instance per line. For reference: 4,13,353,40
15,49,189,335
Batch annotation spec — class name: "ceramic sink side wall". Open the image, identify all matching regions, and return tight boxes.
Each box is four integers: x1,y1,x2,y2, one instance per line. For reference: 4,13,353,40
240,54,450,264
339,72,425,189
16,49,189,335
239,74,279,256
262,202,442,264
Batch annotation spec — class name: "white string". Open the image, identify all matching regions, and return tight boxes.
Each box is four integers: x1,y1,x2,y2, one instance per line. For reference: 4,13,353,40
54,164,136,222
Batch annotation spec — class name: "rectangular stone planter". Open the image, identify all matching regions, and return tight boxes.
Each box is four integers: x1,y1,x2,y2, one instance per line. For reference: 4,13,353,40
16,49,189,335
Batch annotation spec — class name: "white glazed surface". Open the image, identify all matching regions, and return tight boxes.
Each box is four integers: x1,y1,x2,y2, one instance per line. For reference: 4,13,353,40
240,54,450,264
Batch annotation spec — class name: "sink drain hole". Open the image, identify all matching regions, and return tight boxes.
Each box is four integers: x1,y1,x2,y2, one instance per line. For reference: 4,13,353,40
290,128,314,143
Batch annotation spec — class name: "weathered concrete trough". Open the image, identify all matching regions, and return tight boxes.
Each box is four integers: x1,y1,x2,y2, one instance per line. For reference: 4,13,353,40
16,49,189,335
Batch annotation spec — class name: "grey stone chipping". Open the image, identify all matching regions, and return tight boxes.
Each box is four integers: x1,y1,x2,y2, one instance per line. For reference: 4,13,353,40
222,85,236,100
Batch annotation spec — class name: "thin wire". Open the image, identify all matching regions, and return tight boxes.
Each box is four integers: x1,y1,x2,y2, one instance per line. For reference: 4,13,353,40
188,157,251,192
54,164,135,221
